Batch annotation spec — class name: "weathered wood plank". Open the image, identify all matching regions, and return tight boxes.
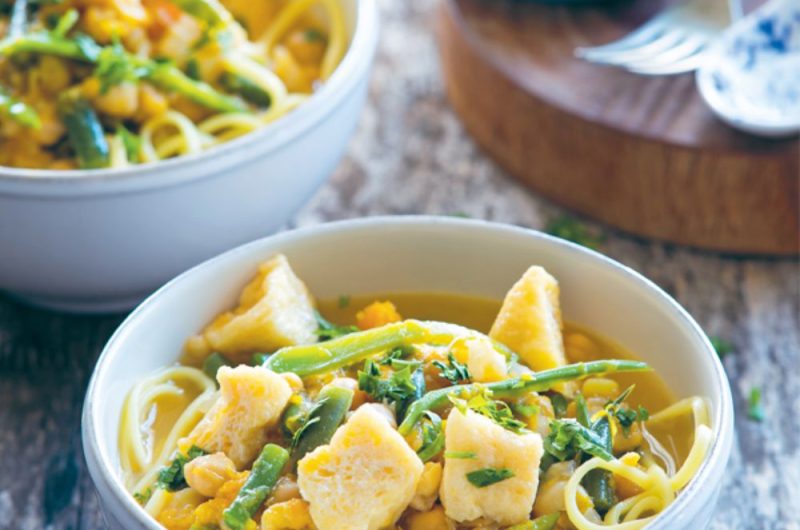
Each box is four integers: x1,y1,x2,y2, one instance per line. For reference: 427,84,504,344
0,1,797,529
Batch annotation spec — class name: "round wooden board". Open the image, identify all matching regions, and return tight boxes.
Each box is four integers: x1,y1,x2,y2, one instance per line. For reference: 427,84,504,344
437,0,799,255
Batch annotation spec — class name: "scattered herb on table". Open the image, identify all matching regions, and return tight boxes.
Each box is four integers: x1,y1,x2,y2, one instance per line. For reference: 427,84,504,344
709,335,734,359
545,215,604,249
748,387,764,422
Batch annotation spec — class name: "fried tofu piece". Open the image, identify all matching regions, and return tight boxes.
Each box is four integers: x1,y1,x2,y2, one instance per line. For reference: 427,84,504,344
189,254,317,363
440,408,543,526
297,405,424,530
489,266,567,372
184,365,292,469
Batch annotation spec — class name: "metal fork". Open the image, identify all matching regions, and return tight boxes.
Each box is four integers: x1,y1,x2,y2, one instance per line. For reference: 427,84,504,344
575,0,741,76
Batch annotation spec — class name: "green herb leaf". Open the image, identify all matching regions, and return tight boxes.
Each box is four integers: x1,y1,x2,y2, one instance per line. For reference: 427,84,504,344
575,393,591,428
448,387,528,434
358,360,420,405
304,28,326,43
545,215,604,250
416,411,445,462
94,38,150,93
748,387,764,422
338,294,350,308
156,446,206,491
291,397,328,449
445,450,477,459
133,488,152,505
315,311,358,341
116,124,141,162
544,419,613,462
433,352,471,384
466,467,514,488
709,336,734,359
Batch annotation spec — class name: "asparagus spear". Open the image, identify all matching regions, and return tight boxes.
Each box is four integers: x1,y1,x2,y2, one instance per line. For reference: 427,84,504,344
289,385,353,468
58,93,109,169
397,360,650,435
0,90,40,129
222,444,288,530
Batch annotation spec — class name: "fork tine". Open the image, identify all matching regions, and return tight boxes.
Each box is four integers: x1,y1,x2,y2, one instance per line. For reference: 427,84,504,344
575,18,669,58
623,35,708,68
579,30,688,66
626,52,709,75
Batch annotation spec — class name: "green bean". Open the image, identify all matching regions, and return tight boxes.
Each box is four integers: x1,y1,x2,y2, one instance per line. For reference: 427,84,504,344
0,31,101,61
415,411,444,462
51,9,79,38
146,61,244,113
58,94,109,169
0,90,40,129
222,444,288,530
398,360,650,435
289,385,353,469
265,321,431,377
202,352,231,382
219,72,271,107
507,512,560,530
582,415,616,514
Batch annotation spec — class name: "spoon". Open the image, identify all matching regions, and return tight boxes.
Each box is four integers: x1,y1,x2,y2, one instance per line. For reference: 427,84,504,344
696,0,800,138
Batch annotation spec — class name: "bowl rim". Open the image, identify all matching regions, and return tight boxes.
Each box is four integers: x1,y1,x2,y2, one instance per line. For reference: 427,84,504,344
82,216,734,530
0,0,379,195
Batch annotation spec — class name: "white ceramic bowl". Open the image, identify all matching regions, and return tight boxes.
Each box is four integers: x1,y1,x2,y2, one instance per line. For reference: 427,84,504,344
82,216,734,529
0,0,378,313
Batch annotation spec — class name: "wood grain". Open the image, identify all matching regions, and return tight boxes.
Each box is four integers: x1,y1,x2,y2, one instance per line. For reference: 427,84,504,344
0,1,798,529
437,0,799,255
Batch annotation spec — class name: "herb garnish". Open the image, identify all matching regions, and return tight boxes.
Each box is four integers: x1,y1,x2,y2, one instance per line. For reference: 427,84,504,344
545,215,604,250
156,446,205,491
133,488,152,505
416,411,445,462
338,295,351,308
315,311,357,341
433,352,471,384
544,419,613,462
448,388,527,434
291,397,328,449
709,336,734,359
466,467,514,488
748,387,764,422
358,359,425,418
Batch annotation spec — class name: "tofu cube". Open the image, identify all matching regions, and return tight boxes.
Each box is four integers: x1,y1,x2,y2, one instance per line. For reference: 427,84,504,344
297,405,424,530
458,337,508,383
440,408,543,526
490,266,567,372
193,254,318,362
184,365,292,469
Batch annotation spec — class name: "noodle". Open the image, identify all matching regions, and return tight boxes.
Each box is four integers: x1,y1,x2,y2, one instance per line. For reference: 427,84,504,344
565,398,713,530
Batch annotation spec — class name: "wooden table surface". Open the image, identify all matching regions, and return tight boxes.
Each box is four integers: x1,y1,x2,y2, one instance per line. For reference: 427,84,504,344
0,2,798,529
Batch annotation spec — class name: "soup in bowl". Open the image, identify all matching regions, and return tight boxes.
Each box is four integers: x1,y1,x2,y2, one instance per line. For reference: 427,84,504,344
82,217,734,529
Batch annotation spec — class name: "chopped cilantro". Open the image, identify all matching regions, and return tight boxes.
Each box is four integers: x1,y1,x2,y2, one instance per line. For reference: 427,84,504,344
445,451,477,459
449,388,527,434
94,38,150,93
466,467,514,488
291,397,328,449
747,387,764,422
358,359,424,411
116,124,141,162
545,215,604,250
338,294,351,308
544,419,613,462
304,28,326,43
433,352,471,384
315,311,357,341
416,411,445,462
156,446,205,491
133,488,152,505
